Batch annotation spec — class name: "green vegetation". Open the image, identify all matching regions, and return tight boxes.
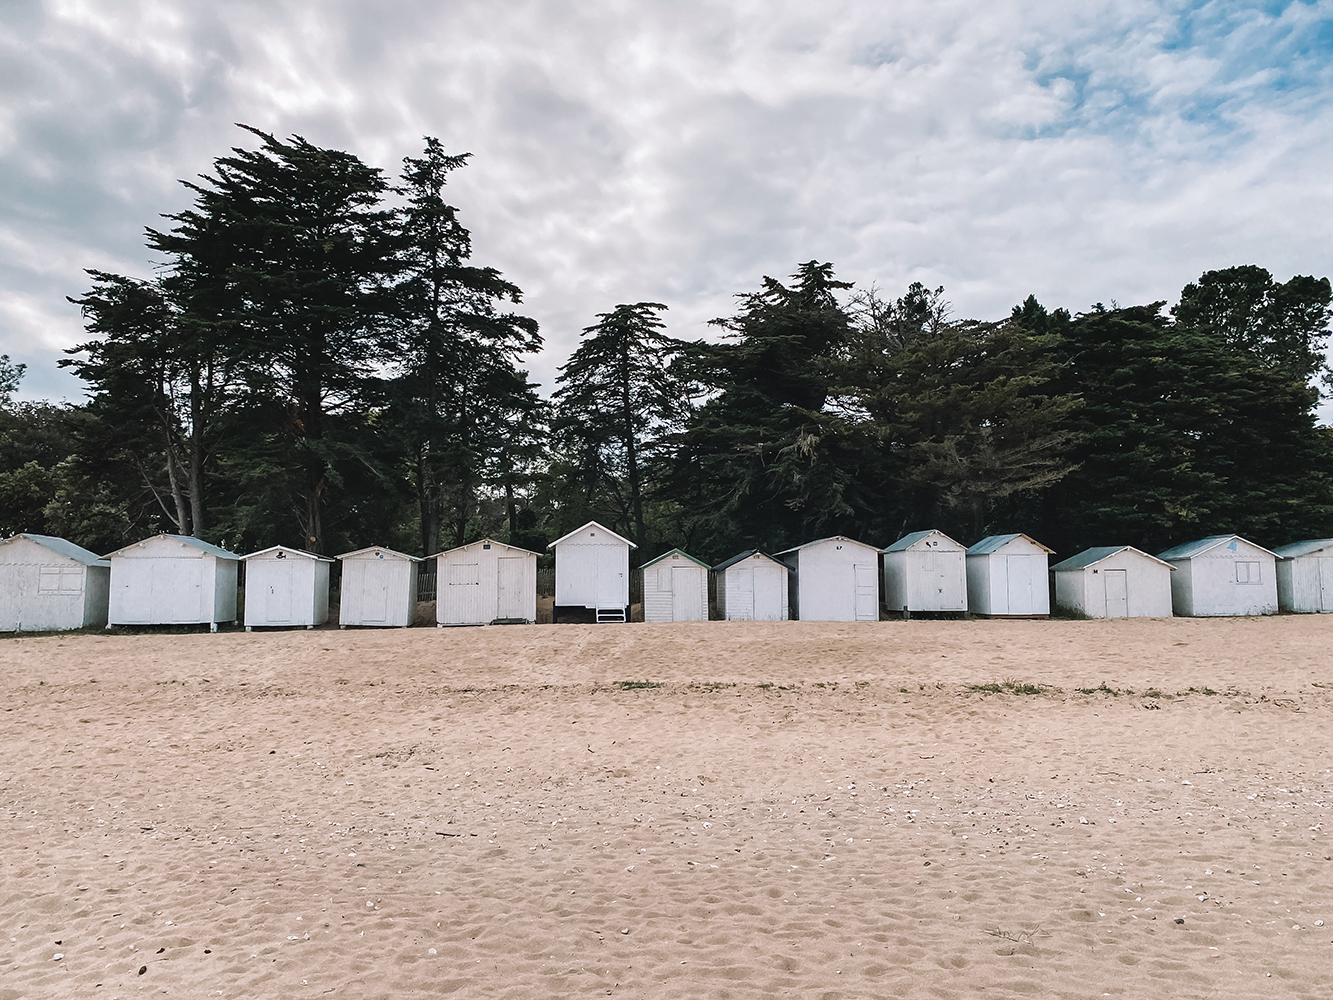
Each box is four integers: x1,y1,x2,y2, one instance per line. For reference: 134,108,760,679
616,680,663,690
968,679,1049,695
3,127,1330,562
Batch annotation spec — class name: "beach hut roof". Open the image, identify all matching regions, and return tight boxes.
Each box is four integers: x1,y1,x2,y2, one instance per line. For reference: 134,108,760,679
336,545,421,562
1271,538,1333,559
640,548,710,570
104,534,239,560
240,545,335,563
773,535,880,557
1157,534,1277,561
2,532,109,567
966,533,1055,556
1051,545,1174,572
883,529,964,553
711,549,787,572
431,538,543,559
546,521,638,550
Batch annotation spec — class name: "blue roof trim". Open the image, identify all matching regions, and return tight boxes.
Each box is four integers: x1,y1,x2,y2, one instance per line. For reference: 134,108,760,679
1157,534,1277,561
1051,545,1175,571
640,547,711,570
1272,538,1333,559
4,533,109,567
711,549,787,572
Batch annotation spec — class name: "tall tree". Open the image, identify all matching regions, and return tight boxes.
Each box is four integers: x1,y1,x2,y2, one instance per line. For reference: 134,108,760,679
64,271,233,538
552,302,694,548
388,137,543,554
148,125,398,553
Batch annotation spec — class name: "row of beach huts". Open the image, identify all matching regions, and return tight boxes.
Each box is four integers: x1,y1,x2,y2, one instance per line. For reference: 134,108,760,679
1,521,1331,633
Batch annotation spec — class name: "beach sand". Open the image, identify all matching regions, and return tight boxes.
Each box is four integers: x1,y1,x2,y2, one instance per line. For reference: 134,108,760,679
1,615,1330,998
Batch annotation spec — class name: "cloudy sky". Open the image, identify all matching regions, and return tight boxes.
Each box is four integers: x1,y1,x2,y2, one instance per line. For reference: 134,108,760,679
3,0,1332,405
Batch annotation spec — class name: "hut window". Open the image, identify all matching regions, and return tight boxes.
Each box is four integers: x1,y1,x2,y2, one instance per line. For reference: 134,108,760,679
37,566,83,595
1236,561,1261,585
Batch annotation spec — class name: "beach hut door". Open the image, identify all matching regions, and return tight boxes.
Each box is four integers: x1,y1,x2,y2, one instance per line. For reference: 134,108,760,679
446,561,482,622
854,563,878,620
734,567,755,619
362,560,391,623
119,559,155,622
1104,569,1128,618
497,557,525,619
594,545,624,606
1320,558,1333,612
671,566,695,620
1006,555,1034,614
754,566,782,620
265,563,293,623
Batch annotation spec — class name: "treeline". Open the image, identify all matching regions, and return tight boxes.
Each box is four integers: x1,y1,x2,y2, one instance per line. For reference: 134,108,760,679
2,127,1332,563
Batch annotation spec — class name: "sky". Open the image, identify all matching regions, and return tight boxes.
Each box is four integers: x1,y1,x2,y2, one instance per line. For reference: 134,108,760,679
2,0,1332,407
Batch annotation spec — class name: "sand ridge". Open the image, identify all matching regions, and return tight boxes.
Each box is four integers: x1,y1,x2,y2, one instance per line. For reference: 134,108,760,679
1,616,1331,998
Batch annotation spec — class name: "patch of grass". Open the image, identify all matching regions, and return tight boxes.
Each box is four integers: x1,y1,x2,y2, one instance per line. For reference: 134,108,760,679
1143,688,1165,699
1076,682,1130,696
968,678,1049,695
1186,686,1219,696
616,680,663,690
690,681,735,691
1051,604,1094,621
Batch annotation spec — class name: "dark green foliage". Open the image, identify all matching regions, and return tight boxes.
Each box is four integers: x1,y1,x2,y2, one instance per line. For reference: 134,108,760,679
669,262,864,556
1041,277,1333,554
553,302,695,548
385,137,543,555
148,126,400,553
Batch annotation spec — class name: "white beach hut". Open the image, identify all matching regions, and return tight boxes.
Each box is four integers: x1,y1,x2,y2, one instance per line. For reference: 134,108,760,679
882,529,967,614
1156,534,1278,617
965,533,1054,617
240,546,333,630
1273,539,1333,613
548,521,637,623
337,546,420,628
712,550,790,622
1050,546,1174,618
775,536,881,622
435,538,539,626
106,534,239,631
640,548,709,623
0,533,110,632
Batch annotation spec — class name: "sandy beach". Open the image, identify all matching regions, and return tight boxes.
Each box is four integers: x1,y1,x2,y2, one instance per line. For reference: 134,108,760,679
1,615,1331,999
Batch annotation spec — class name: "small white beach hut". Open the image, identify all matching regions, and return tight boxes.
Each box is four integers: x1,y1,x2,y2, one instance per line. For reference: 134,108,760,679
1273,539,1333,613
435,538,539,626
106,534,239,630
548,521,637,623
775,536,881,622
712,550,790,621
240,546,333,630
1050,546,1174,618
641,548,709,622
882,529,967,614
337,546,420,628
965,533,1054,617
0,533,110,632
1156,534,1278,617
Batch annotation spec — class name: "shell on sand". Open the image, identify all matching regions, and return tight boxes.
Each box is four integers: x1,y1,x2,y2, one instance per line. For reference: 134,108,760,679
1,616,1331,997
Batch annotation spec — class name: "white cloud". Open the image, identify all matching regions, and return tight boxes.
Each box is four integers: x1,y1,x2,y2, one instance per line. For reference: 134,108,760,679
1,0,1330,406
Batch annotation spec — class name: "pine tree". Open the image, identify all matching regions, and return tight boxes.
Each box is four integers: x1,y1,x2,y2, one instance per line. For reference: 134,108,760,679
552,302,694,548
387,137,543,554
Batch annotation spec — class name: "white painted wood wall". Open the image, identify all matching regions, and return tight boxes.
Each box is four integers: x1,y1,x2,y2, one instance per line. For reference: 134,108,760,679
965,535,1052,616
436,539,538,625
779,537,880,621
641,551,708,622
1275,542,1333,613
882,531,967,612
1163,538,1278,616
337,547,419,627
107,535,238,627
242,546,332,628
715,553,789,621
550,522,633,612
1051,549,1173,618
0,534,110,631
